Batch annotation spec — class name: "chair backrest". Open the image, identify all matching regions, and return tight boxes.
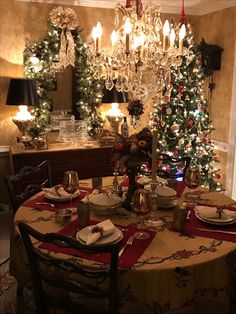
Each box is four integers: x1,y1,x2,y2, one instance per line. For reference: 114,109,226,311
18,222,119,314
157,154,191,180
6,160,52,213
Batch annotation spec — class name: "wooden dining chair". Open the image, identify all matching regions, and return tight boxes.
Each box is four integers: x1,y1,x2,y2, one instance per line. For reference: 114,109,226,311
6,160,52,213
18,222,120,314
157,154,191,181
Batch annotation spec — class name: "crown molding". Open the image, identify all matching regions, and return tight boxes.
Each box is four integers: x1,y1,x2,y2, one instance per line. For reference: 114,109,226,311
15,0,236,16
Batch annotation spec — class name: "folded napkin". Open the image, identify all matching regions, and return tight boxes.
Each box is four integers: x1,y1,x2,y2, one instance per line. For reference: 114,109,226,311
82,219,115,245
43,186,80,198
195,206,236,219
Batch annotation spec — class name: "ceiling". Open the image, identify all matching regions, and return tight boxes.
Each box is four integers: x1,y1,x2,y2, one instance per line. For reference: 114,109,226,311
16,0,236,15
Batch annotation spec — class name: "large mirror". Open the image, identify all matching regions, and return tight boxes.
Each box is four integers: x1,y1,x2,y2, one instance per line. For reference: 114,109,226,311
23,6,103,132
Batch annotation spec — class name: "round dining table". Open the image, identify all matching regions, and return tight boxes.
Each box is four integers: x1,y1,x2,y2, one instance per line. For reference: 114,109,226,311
10,176,236,314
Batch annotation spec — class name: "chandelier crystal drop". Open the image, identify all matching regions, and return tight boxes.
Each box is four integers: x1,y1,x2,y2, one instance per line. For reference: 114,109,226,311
88,0,191,100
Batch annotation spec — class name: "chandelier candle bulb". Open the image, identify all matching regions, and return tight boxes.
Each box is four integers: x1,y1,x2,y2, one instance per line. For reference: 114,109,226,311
179,24,186,54
170,29,176,48
92,22,102,55
124,18,132,54
151,129,158,182
111,30,118,53
163,20,170,50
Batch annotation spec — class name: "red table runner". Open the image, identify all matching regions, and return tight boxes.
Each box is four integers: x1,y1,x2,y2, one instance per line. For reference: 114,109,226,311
185,207,236,242
39,219,156,268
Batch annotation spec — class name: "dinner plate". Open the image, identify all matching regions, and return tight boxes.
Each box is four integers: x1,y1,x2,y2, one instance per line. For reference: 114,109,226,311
195,212,236,225
45,191,80,202
137,176,168,186
76,226,123,246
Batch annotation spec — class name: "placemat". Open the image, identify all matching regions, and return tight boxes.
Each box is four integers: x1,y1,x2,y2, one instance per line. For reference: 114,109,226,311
39,219,156,268
23,187,92,211
185,207,236,242
121,176,186,197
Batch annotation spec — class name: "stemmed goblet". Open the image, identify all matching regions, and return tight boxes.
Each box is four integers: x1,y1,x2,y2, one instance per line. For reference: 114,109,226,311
132,188,150,239
62,171,79,202
184,165,201,207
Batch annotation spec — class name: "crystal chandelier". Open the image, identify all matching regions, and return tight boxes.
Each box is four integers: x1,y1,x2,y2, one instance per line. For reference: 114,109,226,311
88,0,190,100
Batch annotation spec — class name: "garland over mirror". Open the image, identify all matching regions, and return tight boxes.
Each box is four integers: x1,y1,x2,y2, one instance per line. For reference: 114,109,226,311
23,6,103,133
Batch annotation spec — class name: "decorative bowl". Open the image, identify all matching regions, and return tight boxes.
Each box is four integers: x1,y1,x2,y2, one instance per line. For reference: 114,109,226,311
88,193,121,215
144,185,177,208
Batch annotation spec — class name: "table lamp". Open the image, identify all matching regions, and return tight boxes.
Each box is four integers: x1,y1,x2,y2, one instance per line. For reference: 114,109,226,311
6,78,38,144
102,83,128,133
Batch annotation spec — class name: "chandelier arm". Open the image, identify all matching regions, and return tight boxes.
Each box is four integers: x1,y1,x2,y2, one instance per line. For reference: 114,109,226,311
118,4,131,17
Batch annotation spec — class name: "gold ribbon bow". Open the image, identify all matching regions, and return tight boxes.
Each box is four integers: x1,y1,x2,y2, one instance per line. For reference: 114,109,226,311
49,6,78,70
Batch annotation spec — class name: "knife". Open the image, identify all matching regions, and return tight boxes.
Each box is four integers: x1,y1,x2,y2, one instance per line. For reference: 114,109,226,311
195,228,236,235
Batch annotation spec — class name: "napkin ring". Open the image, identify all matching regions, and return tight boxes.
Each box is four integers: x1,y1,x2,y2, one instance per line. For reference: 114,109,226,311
91,226,104,237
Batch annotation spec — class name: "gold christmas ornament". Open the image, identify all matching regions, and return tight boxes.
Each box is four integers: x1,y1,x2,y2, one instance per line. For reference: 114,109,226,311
171,123,179,133
49,6,78,71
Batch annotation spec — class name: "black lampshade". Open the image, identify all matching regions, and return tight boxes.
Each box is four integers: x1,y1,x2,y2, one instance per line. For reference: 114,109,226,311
6,78,39,106
102,82,129,103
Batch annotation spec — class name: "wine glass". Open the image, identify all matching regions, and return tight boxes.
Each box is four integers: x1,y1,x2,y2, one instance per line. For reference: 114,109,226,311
62,171,79,201
132,188,150,239
184,165,201,207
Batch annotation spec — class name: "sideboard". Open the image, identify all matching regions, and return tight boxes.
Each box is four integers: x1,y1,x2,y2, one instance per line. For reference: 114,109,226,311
9,143,114,185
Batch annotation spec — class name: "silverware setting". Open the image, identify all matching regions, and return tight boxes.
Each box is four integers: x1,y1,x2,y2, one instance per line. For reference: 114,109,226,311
195,228,236,235
35,202,57,208
119,235,134,257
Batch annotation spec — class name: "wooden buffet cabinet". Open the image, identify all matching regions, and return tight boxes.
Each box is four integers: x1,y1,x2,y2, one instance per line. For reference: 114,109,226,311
9,143,114,185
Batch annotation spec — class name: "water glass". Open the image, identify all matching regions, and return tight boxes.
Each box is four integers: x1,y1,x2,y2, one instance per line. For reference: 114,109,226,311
77,202,90,230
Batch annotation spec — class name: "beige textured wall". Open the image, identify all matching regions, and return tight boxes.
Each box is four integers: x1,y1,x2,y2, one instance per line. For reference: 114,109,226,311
196,7,236,186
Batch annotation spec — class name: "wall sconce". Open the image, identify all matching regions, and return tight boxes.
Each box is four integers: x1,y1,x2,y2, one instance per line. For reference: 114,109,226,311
102,82,128,134
6,78,38,144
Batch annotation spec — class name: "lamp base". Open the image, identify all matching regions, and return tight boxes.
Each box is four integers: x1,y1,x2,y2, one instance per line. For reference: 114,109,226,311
106,115,123,134
13,119,33,144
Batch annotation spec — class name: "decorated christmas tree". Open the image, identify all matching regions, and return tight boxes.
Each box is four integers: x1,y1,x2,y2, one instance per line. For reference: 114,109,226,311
24,6,103,132
151,22,222,191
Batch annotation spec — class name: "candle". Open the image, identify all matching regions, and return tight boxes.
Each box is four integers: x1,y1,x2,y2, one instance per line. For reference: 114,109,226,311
169,29,176,48
163,20,170,50
151,129,158,182
92,22,102,55
111,30,118,53
179,24,186,55
124,18,132,54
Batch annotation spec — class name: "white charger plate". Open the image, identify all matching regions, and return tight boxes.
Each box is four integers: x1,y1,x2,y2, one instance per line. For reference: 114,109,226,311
45,190,80,202
76,226,123,245
195,212,236,225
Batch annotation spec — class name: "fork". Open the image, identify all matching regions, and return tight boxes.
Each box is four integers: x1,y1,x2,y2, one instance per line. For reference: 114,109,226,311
35,202,57,208
119,235,134,257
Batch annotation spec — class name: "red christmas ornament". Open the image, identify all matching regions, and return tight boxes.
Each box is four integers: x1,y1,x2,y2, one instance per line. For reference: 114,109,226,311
173,149,179,156
215,173,221,179
179,84,184,91
201,137,208,143
186,119,194,128
161,105,166,111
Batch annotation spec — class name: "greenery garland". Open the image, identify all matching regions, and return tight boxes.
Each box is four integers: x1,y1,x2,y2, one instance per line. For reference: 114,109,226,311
23,19,103,132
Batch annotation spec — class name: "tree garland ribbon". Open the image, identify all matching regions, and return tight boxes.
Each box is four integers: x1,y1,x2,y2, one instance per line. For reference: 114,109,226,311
49,6,78,70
